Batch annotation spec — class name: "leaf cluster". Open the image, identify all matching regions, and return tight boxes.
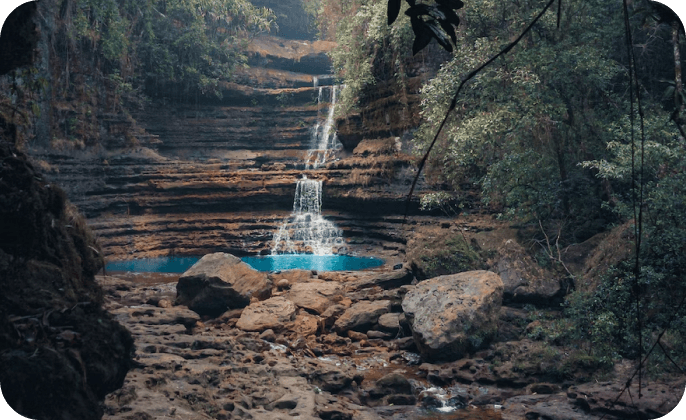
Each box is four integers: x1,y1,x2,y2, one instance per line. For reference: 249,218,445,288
387,0,464,54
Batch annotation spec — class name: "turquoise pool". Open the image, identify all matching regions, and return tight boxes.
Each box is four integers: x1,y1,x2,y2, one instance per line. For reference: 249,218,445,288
242,254,384,272
105,254,384,273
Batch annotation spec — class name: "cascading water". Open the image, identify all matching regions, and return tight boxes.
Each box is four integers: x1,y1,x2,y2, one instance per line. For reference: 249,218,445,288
271,177,343,255
306,85,342,170
271,81,344,255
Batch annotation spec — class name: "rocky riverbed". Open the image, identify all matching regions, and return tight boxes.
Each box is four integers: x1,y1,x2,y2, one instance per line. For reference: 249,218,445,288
98,254,684,420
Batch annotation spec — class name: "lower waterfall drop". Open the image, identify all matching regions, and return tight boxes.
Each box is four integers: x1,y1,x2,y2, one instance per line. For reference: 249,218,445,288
271,177,343,255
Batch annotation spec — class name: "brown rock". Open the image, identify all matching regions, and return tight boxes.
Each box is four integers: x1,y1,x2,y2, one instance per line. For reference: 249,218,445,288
176,253,272,317
347,330,367,341
286,280,342,315
289,312,320,336
320,304,347,329
333,300,392,334
376,313,401,333
402,271,503,361
236,296,296,332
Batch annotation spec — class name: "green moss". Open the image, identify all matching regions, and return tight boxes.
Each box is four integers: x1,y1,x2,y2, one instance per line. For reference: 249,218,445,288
409,233,483,280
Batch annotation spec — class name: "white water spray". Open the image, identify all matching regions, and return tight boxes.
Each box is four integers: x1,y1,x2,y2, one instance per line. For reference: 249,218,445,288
306,85,342,170
271,177,343,255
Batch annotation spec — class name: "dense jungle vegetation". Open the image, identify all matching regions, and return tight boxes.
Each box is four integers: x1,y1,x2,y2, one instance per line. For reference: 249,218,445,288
312,0,686,374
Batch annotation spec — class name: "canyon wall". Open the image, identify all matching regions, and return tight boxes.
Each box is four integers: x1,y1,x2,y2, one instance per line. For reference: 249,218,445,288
34,28,436,262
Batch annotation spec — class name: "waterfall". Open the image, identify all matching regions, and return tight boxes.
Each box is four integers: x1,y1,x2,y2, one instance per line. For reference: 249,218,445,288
271,177,343,255
271,81,344,255
306,85,342,170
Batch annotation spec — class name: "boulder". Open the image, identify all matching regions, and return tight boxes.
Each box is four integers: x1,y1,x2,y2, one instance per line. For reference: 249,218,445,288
236,297,296,332
495,240,569,306
347,267,414,291
289,312,320,336
376,313,401,333
333,300,391,334
285,280,342,315
176,253,272,317
402,271,503,361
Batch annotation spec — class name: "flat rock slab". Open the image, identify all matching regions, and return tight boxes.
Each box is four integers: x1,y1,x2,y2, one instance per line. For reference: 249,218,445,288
333,300,391,334
346,267,414,291
177,253,272,317
286,280,342,314
110,306,200,328
236,296,297,332
402,270,503,361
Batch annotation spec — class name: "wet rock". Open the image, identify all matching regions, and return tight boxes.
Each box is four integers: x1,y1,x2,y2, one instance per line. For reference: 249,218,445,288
501,394,596,420
236,296,296,332
529,383,560,394
385,394,416,406
373,373,412,396
333,300,392,334
312,368,355,393
402,271,503,361
177,253,272,317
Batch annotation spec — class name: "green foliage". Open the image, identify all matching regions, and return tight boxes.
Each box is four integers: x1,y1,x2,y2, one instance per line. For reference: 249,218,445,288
329,0,414,114
408,232,482,279
570,106,686,369
415,0,626,236
66,0,275,101
135,0,274,100
419,191,459,214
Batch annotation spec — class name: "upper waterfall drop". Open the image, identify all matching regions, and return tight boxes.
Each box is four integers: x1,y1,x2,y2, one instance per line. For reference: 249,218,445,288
306,84,342,170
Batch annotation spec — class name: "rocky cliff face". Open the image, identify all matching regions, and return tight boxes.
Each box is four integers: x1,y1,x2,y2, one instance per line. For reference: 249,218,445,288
34,28,434,262
0,7,133,419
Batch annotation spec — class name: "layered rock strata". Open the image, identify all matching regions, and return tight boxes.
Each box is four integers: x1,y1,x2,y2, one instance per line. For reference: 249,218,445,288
35,32,433,261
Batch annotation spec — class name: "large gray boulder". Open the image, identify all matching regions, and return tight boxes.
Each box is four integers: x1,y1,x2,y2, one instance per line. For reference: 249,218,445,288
176,253,272,317
402,270,503,361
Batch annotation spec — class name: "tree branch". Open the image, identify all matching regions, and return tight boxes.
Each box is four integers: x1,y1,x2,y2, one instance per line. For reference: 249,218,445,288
404,0,558,218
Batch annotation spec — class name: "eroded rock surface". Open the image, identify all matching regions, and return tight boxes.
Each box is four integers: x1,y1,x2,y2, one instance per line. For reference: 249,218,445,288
236,296,297,332
402,271,504,361
0,143,133,420
97,266,684,420
176,253,272,317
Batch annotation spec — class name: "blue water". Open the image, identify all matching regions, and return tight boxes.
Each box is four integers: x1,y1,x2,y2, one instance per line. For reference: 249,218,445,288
242,254,384,272
105,254,384,273
105,256,201,273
